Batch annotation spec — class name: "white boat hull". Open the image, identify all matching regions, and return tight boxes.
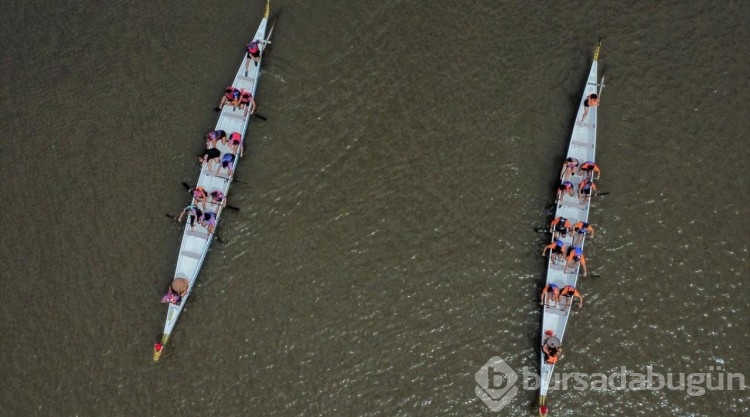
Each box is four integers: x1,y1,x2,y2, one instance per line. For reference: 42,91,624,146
538,42,602,414
154,2,272,361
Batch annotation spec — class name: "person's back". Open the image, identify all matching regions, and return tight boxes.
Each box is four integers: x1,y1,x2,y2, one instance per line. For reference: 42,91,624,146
578,161,601,180
564,246,588,276
550,216,571,239
572,221,594,245
561,285,583,308
216,86,241,111
246,40,261,74
560,157,579,180
541,284,560,306
578,179,597,204
557,181,574,201
542,239,565,261
580,93,599,122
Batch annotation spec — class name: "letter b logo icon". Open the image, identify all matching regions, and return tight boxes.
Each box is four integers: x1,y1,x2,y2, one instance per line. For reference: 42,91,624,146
475,356,519,411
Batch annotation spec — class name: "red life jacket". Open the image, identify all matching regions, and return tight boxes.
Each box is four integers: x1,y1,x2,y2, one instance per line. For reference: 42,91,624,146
247,41,260,55
240,89,253,104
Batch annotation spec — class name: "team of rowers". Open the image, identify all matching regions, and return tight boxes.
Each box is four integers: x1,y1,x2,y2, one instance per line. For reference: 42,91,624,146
162,59,261,305
540,154,601,365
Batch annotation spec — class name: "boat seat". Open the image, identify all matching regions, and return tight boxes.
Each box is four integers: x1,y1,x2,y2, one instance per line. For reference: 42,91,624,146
544,305,569,316
224,112,246,120
571,140,593,148
186,230,209,239
238,75,255,83
213,173,232,180
180,250,203,260
557,201,588,210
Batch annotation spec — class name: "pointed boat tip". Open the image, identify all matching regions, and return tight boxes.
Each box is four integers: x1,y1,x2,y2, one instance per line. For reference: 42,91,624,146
152,343,164,362
592,38,603,62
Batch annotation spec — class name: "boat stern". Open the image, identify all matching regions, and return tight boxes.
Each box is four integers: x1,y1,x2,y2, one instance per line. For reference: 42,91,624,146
539,395,549,416
152,335,169,361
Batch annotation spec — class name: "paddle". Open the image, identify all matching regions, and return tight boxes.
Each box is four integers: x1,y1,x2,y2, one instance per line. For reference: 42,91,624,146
534,227,548,234
182,182,241,212
596,192,610,197
253,112,267,121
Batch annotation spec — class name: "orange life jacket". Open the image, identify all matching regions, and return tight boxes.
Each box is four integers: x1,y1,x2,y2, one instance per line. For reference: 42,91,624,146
561,285,580,297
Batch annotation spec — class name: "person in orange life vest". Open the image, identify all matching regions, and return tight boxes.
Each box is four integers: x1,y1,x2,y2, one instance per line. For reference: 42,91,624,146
556,180,574,202
238,89,257,118
559,157,579,181
549,216,571,240
246,40,261,72
228,132,245,157
191,186,208,210
578,178,597,204
580,93,599,122
564,246,588,276
572,221,594,246
217,86,241,111
560,285,583,308
540,283,560,307
542,330,562,364
541,239,566,262
577,160,601,180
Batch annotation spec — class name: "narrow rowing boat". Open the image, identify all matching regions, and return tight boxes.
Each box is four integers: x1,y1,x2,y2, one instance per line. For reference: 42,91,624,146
538,40,604,415
153,1,274,361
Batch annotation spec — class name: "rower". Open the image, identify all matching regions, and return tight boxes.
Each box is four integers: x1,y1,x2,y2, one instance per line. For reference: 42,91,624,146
564,246,588,276
572,221,594,246
578,178,597,204
540,283,560,307
541,239,566,263
228,132,244,157
161,277,189,305
560,285,583,308
556,180,574,202
191,186,208,210
198,147,222,171
559,157,579,181
238,89,256,118
177,204,203,230
209,190,226,207
215,153,236,178
578,160,601,180
542,330,562,364
209,190,227,217
549,216,571,240
216,86,241,111
580,93,599,123
205,129,227,148
200,211,217,235
543,342,562,364
246,39,261,70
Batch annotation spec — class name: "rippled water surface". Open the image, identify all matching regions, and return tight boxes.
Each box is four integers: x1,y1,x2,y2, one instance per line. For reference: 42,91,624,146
1,0,748,416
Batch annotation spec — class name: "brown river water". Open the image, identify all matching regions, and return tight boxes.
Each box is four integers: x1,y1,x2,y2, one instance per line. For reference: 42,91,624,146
1,0,748,416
